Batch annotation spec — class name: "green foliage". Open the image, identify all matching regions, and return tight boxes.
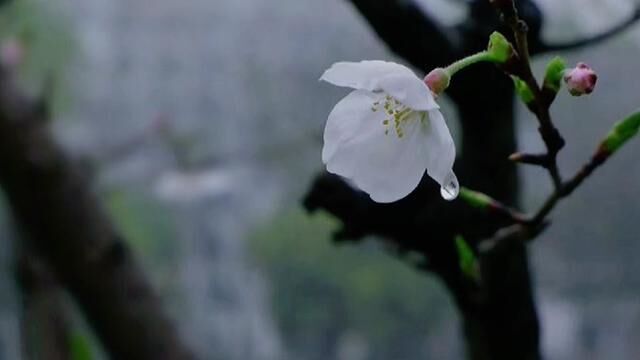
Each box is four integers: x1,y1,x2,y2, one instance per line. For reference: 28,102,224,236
543,56,567,93
106,190,175,254
601,110,640,153
249,209,453,360
0,0,74,113
459,187,493,210
512,76,535,105
105,189,180,292
69,331,94,360
487,31,514,63
455,235,480,283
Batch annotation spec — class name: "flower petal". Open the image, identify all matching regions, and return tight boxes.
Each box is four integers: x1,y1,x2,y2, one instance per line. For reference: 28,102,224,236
376,71,439,111
322,89,382,164
320,60,412,89
320,61,438,111
421,109,457,190
322,90,432,203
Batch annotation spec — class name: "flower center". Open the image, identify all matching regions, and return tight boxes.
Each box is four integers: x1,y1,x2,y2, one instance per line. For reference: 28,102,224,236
371,95,422,138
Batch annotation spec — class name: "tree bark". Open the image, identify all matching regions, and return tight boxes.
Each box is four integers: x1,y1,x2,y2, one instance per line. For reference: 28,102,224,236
16,246,74,360
449,63,540,360
0,68,195,359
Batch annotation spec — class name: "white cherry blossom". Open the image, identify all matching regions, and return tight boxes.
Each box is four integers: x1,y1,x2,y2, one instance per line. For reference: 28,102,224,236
320,60,458,203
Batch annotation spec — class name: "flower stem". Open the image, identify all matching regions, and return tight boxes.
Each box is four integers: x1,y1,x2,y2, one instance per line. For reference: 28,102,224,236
445,51,494,76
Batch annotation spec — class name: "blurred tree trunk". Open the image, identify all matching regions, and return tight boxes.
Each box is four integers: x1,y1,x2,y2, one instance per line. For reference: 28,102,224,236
449,62,540,360
0,66,195,359
16,246,73,360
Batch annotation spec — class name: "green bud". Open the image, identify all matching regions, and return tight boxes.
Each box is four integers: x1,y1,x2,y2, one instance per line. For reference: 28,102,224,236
455,235,480,283
512,77,535,105
459,187,494,209
70,331,94,360
601,111,640,153
487,32,515,64
543,56,567,93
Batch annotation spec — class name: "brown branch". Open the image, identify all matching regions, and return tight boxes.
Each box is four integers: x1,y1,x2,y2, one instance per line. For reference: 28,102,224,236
0,68,195,359
16,245,74,360
530,148,608,224
493,1,565,189
488,0,631,229
475,147,608,253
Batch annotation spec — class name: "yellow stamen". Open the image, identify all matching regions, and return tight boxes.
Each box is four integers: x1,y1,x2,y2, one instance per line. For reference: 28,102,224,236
375,95,418,138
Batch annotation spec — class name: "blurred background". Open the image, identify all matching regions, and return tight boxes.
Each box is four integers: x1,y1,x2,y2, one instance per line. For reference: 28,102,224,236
1,0,640,359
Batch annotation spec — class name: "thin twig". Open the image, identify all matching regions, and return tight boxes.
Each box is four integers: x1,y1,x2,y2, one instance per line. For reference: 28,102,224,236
480,0,623,246
530,150,608,224
495,2,565,189
491,201,529,224
490,1,624,226
478,222,547,254
460,187,529,224
480,133,618,248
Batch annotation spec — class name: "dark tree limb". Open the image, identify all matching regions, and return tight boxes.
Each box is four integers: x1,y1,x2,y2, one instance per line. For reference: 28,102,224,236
493,0,566,189
305,1,544,359
529,141,611,224
16,245,74,360
0,68,195,359
348,0,460,71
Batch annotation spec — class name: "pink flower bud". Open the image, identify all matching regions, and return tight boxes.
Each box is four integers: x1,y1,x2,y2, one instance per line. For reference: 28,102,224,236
424,68,450,96
0,38,24,68
563,62,597,96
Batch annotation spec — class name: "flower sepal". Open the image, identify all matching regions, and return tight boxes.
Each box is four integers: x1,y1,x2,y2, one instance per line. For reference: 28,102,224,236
599,110,640,155
487,32,516,64
542,56,567,103
455,235,481,283
512,76,535,107
424,68,450,96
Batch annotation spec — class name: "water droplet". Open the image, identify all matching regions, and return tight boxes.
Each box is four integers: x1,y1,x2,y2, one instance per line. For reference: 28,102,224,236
440,173,459,201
